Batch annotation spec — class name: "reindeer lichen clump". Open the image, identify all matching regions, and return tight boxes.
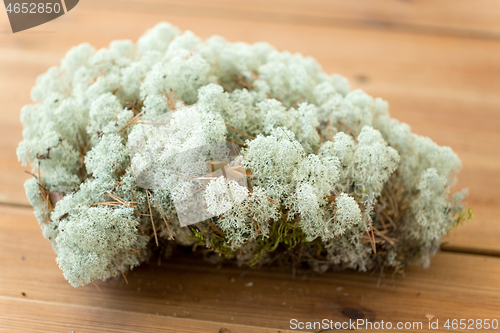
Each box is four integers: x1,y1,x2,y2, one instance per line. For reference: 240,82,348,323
17,22,472,287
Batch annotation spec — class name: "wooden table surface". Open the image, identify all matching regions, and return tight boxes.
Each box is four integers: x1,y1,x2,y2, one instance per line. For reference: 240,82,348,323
1,1,499,332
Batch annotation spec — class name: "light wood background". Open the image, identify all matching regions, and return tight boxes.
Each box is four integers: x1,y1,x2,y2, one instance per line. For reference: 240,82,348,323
0,1,499,332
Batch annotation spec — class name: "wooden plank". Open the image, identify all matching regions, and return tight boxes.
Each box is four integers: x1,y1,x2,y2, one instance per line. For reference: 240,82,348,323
82,0,500,38
1,205,499,332
0,6,498,253
0,297,287,333
0,52,55,205
4,0,500,37
442,204,500,256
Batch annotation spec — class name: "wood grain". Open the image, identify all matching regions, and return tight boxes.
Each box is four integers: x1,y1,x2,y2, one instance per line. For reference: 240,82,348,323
85,0,500,39
0,297,289,333
0,205,499,332
1,3,500,331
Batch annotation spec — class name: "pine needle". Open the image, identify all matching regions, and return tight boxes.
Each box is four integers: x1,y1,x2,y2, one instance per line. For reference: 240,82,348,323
170,89,186,106
163,90,177,111
117,111,143,133
92,280,104,294
104,192,130,204
150,191,174,240
107,266,117,278
369,227,377,253
91,202,124,207
229,140,248,147
225,123,255,139
114,259,129,284
146,190,158,246
91,192,136,208
377,203,396,229
253,213,263,236
373,226,397,247
230,140,240,156
207,221,225,237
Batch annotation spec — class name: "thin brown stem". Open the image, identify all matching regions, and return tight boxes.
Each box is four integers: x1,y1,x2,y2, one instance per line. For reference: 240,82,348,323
146,190,159,246
150,192,174,240
225,124,255,139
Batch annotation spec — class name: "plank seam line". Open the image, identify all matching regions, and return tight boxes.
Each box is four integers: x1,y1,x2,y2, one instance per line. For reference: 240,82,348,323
440,246,500,258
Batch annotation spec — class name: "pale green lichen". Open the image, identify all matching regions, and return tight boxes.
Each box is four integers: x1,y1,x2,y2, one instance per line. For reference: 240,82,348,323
17,22,470,287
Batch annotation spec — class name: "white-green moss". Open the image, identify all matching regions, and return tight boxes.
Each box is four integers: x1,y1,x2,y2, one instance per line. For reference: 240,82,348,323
17,22,469,287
